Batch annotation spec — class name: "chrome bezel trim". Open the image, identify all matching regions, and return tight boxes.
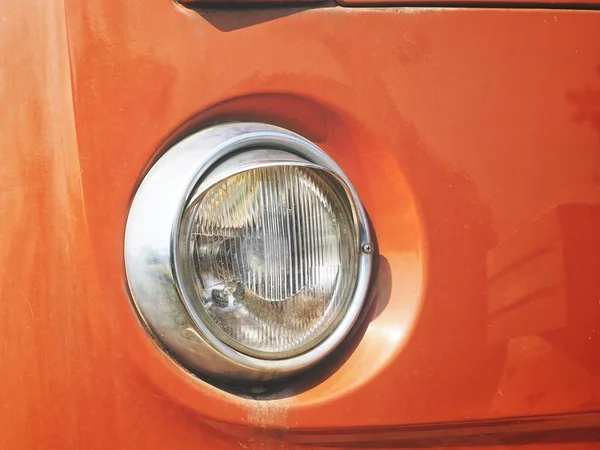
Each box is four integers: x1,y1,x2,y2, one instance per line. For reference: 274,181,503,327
124,123,373,382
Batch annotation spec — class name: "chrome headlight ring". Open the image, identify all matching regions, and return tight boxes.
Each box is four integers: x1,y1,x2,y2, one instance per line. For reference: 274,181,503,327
124,122,373,383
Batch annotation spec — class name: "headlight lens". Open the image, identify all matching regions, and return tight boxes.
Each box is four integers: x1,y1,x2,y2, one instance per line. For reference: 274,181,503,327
180,163,359,358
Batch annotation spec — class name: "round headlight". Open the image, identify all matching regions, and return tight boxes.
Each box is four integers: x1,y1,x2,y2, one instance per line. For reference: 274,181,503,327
125,123,373,382
179,151,360,359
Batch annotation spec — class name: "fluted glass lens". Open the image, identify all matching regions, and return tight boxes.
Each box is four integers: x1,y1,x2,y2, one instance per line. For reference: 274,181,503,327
182,165,358,358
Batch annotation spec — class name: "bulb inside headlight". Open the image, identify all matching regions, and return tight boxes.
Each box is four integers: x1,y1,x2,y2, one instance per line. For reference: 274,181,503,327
178,157,359,359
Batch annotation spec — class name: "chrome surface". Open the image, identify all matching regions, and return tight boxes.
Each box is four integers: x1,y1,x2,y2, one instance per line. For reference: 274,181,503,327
124,122,374,382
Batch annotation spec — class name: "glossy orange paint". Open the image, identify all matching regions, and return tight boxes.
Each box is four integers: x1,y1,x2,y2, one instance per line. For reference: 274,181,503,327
2,0,600,448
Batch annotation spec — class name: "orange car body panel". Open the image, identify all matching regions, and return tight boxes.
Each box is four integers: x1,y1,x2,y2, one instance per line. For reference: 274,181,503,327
1,0,600,448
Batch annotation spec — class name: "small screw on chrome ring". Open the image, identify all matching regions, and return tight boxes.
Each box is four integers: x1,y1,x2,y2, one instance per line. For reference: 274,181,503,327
361,243,372,254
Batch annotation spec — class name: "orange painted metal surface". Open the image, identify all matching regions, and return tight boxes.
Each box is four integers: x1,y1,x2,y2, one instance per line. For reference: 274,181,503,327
2,0,600,448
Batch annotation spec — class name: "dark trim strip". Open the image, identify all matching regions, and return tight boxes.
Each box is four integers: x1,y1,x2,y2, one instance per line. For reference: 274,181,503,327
281,411,600,447
338,1,600,8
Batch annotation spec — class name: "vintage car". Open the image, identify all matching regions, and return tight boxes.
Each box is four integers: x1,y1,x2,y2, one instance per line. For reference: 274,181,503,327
1,0,599,448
